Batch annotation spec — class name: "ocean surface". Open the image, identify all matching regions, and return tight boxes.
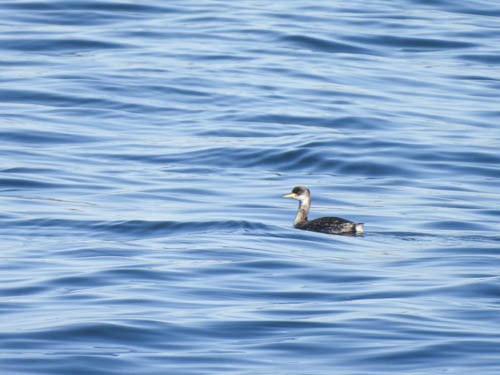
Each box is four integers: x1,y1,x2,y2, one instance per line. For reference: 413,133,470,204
1,1,500,374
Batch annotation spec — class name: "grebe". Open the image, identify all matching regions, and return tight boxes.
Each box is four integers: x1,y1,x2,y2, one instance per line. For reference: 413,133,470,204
283,186,363,235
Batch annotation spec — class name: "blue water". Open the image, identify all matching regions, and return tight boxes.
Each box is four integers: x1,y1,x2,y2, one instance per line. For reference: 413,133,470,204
1,1,500,374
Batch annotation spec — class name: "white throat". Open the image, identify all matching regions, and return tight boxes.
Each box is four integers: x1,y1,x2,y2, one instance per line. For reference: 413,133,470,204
294,197,311,226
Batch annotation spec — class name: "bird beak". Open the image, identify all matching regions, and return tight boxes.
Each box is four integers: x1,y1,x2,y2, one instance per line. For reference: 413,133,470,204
282,193,297,198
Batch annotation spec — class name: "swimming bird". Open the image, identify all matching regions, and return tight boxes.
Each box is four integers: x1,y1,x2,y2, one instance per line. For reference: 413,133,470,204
283,186,363,235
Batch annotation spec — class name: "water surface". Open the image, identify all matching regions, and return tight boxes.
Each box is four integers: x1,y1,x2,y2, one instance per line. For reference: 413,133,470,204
1,1,500,374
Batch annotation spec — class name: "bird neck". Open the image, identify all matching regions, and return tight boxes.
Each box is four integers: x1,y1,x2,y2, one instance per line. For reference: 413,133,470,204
294,198,310,226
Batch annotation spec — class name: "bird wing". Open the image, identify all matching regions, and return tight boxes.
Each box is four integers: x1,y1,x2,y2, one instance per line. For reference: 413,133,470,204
295,216,356,233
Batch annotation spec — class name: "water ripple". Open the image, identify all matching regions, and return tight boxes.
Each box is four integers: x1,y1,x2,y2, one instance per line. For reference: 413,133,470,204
280,34,373,55
1,0,500,374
